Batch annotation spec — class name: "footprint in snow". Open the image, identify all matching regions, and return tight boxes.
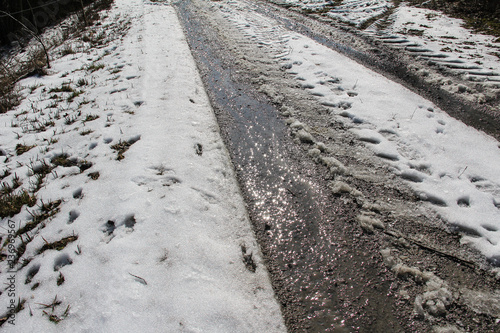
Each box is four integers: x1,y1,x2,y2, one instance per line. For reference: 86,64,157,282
494,199,500,209
195,143,203,156
418,192,447,207
54,253,73,271
358,136,381,144
100,215,137,242
457,196,470,207
400,171,424,183
110,87,127,95
132,170,181,188
148,164,173,175
450,223,481,238
191,186,219,204
102,220,116,236
375,152,399,161
73,187,83,199
162,176,181,187
123,214,136,229
337,101,352,110
338,110,363,124
408,162,432,175
25,264,41,284
68,210,80,224
482,224,498,232
468,176,500,198
378,128,398,138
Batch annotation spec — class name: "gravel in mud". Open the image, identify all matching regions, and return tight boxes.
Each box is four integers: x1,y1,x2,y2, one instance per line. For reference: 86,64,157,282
177,0,500,331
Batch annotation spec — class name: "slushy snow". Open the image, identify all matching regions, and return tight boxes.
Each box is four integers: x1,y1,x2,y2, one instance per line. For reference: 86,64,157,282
276,0,500,87
217,0,500,263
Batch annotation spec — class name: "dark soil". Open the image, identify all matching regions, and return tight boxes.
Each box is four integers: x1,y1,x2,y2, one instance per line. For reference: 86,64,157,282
406,0,500,39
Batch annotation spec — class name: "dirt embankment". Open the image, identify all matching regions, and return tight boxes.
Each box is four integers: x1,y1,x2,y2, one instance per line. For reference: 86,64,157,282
407,0,500,39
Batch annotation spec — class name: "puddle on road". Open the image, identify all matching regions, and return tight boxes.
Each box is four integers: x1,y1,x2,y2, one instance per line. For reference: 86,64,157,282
177,1,404,331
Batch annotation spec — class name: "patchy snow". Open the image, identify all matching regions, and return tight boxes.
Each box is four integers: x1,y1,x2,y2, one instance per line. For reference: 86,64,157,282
286,30,500,264
275,0,500,92
326,0,394,27
220,0,500,263
0,0,285,330
3,0,500,329
280,0,394,26
369,3,500,85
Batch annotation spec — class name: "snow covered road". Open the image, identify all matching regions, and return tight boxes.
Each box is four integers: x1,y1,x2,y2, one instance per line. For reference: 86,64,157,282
2,0,500,331
192,0,500,268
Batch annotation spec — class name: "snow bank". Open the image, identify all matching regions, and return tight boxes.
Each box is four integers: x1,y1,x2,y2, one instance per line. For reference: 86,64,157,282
0,0,285,331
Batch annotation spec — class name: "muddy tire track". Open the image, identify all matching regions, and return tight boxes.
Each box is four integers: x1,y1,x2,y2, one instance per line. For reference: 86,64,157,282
176,0,500,332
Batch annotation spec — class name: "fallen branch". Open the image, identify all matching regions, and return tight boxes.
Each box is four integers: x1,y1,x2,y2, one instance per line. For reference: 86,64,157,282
382,229,476,269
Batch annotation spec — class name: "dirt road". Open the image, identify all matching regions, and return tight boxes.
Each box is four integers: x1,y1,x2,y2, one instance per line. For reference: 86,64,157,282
177,0,500,331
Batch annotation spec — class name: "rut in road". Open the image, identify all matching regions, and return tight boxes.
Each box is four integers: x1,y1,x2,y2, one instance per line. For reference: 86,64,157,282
177,1,408,331
176,0,500,332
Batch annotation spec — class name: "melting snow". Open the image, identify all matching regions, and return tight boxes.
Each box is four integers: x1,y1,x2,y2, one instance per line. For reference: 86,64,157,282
285,30,500,262
223,0,500,263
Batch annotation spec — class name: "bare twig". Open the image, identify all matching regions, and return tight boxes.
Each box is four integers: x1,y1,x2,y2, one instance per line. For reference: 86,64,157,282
80,0,88,26
129,272,147,285
36,295,61,311
0,10,51,68
383,229,476,269
410,107,418,119
458,166,468,179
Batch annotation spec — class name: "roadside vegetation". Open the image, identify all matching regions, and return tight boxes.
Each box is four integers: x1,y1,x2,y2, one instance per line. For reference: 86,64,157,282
0,0,114,114
407,0,500,39
0,0,115,326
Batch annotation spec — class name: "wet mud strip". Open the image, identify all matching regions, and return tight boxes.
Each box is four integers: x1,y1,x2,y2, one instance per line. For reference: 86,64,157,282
176,0,500,332
253,0,500,141
177,1,413,332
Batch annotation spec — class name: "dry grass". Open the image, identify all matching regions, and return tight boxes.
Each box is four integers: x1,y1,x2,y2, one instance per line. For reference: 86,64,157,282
0,0,115,116
37,235,78,254
16,143,36,155
16,200,62,236
0,190,37,218
111,140,132,160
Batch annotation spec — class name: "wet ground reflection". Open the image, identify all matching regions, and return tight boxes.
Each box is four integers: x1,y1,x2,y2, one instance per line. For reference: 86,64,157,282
177,1,402,331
